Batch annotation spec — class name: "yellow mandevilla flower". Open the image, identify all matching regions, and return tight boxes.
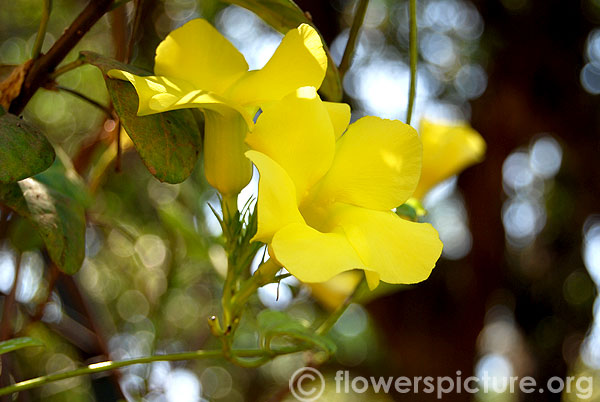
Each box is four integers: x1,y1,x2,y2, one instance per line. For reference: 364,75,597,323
412,118,486,199
107,19,327,197
246,87,443,290
311,118,486,308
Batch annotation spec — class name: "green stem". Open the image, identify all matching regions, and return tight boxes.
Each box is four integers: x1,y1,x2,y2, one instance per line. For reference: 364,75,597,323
31,0,52,59
338,0,370,77
219,195,239,338
231,259,280,309
315,277,366,336
0,347,304,396
406,0,418,125
49,58,86,80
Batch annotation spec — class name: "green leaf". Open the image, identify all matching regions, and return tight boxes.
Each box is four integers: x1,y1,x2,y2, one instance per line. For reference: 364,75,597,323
35,147,92,208
395,203,417,221
258,310,336,355
81,52,201,184
0,177,86,275
223,0,343,102
0,337,44,356
0,106,55,184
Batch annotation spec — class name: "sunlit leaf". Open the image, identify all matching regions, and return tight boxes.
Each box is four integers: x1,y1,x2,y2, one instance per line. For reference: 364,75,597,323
258,310,336,354
0,106,55,184
0,337,44,356
0,177,86,275
81,52,201,184
223,0,343,102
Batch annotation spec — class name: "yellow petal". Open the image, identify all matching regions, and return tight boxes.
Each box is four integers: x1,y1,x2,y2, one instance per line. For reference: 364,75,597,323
246,87,335,201
226,24,327,105
364,271,381,291
203,110,253,196
328,203,443,285
270,223,367,283
154,19,248,94
245,151,305,243
308,271,363,310
315,116,422,211
323,101,351,140
106,70,254,127
413,118,486,199
107,70,194,115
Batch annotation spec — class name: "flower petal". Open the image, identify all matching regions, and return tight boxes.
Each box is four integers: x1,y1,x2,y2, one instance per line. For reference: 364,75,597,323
246,87,335,200
154,19,248,94
328,203,442,285
308,271,363,310
245,151,305,243
270,223,367,283
226,24,327,105
323,101,351,140
106,70,254,127
315,116,422,211
107,70,194,115
413,119,486,199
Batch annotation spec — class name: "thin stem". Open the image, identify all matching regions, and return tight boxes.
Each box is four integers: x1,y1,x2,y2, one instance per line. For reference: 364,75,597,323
0,253,22,394
315,277,366,336
31,263,59,322
49,58,85,80
31,0,52,59
0,253,22,342
55,85,113,116
406,0,418,125
0,347,304,396
126,0,145,63
115,122,122,172
338,0,369,77
231,259,280,309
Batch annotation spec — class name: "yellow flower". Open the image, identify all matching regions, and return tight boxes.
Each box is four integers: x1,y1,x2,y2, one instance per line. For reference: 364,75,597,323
107,19,327,197
246,87,442,290
412,118,486,200
310,118,486,308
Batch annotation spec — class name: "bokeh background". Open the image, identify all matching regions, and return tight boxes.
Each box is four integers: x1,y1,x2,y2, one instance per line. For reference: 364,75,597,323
1,0,600,401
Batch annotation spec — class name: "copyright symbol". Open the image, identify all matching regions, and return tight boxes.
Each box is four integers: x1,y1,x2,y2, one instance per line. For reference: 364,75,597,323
289,367,325,401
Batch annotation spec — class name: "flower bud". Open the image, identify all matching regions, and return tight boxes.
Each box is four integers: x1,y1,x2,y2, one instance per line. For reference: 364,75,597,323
203,109,252,197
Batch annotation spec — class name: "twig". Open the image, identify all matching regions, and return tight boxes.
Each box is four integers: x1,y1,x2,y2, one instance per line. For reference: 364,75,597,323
48,58,85,81
126,0,145,63
58,275,126,399
55,85,113,116
31,263,60,322
9,0,114,114
315,277,366,336
0,346,306,396
338,0,369,77
406,0,418,125
115,122,122,172
0,253,22,396
31,0,52,60
0,253,22,341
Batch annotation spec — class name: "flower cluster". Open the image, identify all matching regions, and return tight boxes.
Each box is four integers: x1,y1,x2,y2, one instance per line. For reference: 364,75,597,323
109,18,453,290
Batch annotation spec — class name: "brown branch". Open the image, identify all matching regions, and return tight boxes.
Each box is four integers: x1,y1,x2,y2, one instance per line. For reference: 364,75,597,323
31,263,60,322
8,0,114,115
0,253,22,397
0,253,22,342
126,0,145,63
58,275,126,399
